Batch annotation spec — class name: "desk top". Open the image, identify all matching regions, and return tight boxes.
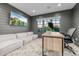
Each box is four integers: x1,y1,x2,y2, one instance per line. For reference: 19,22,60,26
42,32,64,38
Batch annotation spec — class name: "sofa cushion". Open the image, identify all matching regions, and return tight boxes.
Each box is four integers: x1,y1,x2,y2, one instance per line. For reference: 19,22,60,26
0,39,23,49
19,37,32,45
16,33,27,39
27,32,33,35
0,39,23,56
0,34,16,42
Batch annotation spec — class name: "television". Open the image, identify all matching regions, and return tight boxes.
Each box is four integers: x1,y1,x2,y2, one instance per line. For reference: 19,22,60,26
9,11,28,26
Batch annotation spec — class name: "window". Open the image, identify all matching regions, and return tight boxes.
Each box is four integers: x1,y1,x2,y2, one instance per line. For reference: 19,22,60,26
37,16,60,28
51,17,60,28
37,19,43,28
43,19,50,27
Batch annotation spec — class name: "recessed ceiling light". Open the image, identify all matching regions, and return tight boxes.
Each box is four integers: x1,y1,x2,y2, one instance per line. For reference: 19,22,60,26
57,3,62,7
32,10,36,13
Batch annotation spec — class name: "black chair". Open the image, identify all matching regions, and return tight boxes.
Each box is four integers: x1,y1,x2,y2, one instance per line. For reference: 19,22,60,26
61,28,77,55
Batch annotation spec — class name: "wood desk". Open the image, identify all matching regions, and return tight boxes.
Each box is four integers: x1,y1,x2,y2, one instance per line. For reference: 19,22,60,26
42,32,64,56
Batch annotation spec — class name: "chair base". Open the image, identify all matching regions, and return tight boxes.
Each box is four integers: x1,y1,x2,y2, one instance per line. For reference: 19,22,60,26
65,44,76,55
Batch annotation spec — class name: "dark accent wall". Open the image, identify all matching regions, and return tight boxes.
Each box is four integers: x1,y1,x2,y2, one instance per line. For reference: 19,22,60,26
72,4,79,45
31,10,73,34
73,4,79,27
0,3,31,35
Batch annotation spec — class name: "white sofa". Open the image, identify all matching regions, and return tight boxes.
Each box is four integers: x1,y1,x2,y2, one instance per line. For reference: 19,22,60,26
0,34,23,56
16,32,38,45
0,32,38,56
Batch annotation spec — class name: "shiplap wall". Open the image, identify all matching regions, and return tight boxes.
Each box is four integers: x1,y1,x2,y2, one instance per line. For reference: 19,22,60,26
0,3,31,35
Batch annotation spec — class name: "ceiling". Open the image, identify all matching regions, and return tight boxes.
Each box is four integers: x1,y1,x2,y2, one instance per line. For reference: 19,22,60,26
9,3,76,16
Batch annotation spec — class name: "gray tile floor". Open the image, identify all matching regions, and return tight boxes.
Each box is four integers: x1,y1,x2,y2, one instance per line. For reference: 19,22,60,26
6,38,79,56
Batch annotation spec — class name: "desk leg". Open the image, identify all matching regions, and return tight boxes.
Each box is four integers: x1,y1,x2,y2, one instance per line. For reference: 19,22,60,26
42,37,44,56
62,38,64,56
42,37,46,56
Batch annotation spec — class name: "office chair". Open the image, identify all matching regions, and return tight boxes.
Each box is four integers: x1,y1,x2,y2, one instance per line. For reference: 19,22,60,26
62,28,77,55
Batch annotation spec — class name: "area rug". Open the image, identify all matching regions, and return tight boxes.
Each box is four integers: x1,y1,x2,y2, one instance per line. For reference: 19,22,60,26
6,38,79,56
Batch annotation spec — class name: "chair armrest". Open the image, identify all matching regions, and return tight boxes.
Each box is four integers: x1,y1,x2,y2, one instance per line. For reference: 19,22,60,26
65,34,71,37
61,32,71,37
